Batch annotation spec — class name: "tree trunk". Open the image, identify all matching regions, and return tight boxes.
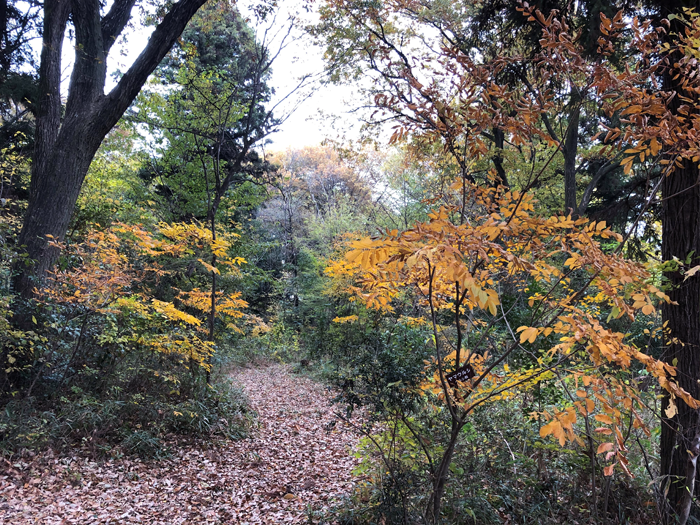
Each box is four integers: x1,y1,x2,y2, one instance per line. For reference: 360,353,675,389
658,3,700,523
563,102,580,216
12,0,207,298
492,127,509,188
426,420,463,523
660,158,700,525
206,207,217,384
13,119,106,296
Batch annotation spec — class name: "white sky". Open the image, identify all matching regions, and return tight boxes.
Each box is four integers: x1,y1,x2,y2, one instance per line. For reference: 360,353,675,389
101,0,363,152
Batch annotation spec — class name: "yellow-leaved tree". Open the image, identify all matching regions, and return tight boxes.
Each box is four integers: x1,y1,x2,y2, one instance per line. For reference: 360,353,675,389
327,180,692,520
41,221,248,375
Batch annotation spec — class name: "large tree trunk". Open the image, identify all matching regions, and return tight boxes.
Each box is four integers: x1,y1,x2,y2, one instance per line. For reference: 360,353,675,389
658,3,700,524
13,122,105,296
12,0,207,298
660,158,700,525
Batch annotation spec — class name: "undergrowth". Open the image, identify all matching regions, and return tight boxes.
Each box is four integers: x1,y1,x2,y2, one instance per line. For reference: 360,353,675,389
0,360,252,460
281,311,664,525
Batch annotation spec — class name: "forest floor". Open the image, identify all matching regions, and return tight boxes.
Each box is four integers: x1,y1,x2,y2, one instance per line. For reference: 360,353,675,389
0,364,363,524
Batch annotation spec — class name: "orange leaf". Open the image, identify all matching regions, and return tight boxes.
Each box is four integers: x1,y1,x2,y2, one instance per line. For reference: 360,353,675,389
595,414,614,424
597,442,614,454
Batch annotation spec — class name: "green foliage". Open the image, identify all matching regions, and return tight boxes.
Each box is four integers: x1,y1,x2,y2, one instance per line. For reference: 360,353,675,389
308,313,434,414
71,127,152,234
166,377,252,439
120,430,165,459
0,363,251,459
325,394,658,525
132,1,276,226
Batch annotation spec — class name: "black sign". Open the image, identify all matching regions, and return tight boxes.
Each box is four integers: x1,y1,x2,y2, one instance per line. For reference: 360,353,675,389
446,364,475,387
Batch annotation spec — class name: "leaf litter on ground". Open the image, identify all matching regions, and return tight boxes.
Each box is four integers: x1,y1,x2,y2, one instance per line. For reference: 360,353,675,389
0,364,362,524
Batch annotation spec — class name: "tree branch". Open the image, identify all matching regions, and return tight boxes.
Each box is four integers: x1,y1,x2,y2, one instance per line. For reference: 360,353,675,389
67,0,106,113
102,0,207,129
576,157,621,216
33,0,70,166
100,0,138,55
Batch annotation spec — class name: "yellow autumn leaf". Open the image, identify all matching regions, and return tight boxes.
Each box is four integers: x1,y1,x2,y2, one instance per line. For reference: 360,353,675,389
485,289,500,315
361,251,371,269
586,399,595,413
151,300,201,326
622,158,634,175
685,265,700,281
346,249,363,263
564,256,579,268
517,326,539,344
540,420,566,446
650,137,660,156
665,397,678,419
198,259,220,274
621,105,642,116
333,315,359,324
539,420,559,438
559,408,576,426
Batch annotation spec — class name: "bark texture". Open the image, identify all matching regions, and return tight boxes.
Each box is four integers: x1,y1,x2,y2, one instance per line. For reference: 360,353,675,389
660,158,700,525
12,0,207,297
658,3,700,523
563,102,580,216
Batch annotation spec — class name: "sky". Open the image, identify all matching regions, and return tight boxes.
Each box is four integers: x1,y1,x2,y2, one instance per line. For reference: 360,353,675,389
246,4,361,151
100,0,363,152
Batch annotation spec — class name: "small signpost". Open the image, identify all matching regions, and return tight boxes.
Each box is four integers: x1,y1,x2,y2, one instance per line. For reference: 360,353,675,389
445,364,475,387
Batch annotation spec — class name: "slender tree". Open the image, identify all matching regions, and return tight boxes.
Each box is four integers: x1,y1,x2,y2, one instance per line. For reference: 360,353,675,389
134,1,279,379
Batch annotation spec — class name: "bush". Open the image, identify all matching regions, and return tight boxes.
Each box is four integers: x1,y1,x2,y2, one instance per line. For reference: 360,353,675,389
165,377,252,439
120,430,165,459
305,306,660,524
306,312,434,415
0,362,252,459
326,393,659,525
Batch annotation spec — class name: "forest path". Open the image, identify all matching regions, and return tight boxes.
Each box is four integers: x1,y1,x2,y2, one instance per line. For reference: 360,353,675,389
0,363,362,524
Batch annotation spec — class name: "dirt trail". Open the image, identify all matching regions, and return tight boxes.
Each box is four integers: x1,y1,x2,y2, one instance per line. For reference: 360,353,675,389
0,364,362,524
